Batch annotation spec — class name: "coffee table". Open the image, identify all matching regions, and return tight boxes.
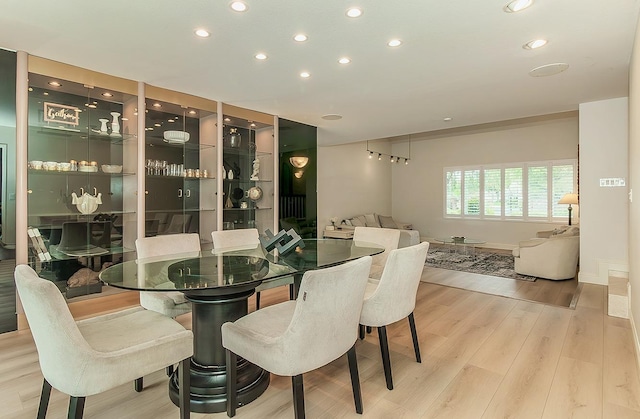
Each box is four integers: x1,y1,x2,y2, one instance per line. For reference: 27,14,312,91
435,237,486,257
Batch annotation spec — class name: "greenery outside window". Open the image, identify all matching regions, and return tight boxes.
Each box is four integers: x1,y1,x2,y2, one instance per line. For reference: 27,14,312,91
444,159,576,222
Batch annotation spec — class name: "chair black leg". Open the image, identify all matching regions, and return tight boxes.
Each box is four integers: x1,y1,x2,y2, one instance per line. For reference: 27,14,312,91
256,291,261,310
366,326,372,334
178,357,191,419
68,396,85,419
289,283,295,300
359,324,365,340
166,365,174,376
377,326,393,390
408,312,421,363
347,344,363,414
292,374,305,419
37,379,52,419
226,349,237,417
134,377,143,392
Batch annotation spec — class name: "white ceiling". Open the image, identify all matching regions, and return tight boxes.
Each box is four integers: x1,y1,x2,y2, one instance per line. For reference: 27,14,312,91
1,0,639,146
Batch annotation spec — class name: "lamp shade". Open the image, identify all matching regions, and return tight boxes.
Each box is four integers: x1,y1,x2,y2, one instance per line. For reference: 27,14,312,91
289,156,309,168
558,193,579,205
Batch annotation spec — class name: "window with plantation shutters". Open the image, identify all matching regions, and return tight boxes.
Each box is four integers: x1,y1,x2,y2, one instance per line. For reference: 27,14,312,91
444,159,575,222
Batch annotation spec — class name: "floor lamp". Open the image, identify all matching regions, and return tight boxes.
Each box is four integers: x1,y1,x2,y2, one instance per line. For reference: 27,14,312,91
558,193,579,226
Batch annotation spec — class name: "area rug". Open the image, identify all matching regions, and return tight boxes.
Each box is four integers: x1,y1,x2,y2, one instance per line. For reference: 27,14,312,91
425,248,537,282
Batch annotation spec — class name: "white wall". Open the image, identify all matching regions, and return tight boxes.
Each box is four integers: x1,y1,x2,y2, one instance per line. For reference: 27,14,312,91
317,114,578,246
628,13,640,353
317,141,391,234
579,98,629,285
391,114,578,247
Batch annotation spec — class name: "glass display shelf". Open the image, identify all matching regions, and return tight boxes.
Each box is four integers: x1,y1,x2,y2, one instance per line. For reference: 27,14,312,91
29,126,136,144
27,210,136,218
28,170,135,177
223,207,272,211
146,134,215,151
222,147,272,157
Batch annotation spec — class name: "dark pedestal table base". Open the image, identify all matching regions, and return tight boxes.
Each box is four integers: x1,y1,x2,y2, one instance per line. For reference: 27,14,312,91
168,287,270,413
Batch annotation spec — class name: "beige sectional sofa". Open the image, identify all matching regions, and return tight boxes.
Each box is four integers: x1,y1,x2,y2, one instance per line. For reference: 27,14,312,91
339,213,420,248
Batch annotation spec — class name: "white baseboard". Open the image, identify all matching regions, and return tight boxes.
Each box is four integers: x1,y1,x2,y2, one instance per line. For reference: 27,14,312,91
629,303,640,386
579,272,606,285
579,259,629,285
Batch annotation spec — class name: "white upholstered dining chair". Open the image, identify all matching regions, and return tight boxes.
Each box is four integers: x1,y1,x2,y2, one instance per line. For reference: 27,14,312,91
353,226,401,280
135,232,200,389
15,264,193,419
211,228,294,309
359,241,430,390
136,233,201,318
222,256,373,418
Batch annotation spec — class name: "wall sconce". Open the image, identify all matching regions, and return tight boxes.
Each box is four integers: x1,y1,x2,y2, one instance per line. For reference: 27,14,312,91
294,170,304,179
289,156,309,168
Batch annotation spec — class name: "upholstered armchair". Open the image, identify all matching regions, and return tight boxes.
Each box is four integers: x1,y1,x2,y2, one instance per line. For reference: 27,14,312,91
512,235,580,280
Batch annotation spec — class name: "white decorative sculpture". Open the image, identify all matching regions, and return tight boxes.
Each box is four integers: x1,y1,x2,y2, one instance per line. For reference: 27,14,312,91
72,191,102,214
110,112,121,136
98,118,109,134
250,159,260,180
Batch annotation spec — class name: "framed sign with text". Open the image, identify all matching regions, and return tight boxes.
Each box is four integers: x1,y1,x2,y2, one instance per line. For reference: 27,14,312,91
43,102,80,126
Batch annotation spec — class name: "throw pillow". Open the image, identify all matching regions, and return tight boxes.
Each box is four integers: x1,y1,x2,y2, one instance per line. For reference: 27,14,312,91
364,213,381,228
350,216,365,227
378,215,397,229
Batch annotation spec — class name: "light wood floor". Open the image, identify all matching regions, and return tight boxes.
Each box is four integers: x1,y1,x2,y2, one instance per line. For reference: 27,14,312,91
1,271,639,418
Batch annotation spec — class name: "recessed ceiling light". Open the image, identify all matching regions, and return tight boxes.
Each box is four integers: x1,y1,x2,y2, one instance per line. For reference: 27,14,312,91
43,92,49,96
154,123,161,127
194,28,210,38
504,0,533,13
102,92,113,97
48,81,61,87
152,103,162,108
230,1,248,12
224,117,231,122
322,114,343,120
255,53,267,60
529,62,569,77
168,119,175,123
294,34,308,42
28,87,33,92
87,104,97,108
338,57,351,64
523,39,548,50
250,123,256,127
188,110,197,115
300,71,311,78
443,117,453,122
346,7,363,18
387,39,402,47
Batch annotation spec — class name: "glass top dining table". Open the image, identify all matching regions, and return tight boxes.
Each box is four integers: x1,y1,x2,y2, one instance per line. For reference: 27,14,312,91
99,238,383,414
100,238,382,293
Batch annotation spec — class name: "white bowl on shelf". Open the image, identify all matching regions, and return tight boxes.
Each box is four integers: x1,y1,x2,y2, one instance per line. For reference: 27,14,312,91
101,164,123,173
163,130,190,144
78,166,98,173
